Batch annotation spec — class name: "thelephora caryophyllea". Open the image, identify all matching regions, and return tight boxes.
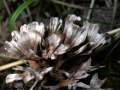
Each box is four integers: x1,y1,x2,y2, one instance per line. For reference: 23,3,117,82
5,15,109,90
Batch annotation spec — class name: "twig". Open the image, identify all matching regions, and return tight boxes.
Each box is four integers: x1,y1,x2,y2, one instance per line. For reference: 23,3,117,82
107,28,120,40
49,0,84,10
49,0,111,11
105,0,112,8
3,0,11,15
29,79,39,90
86,0,96,20
107,28,120,35
0,60,27,71
111,0,117,28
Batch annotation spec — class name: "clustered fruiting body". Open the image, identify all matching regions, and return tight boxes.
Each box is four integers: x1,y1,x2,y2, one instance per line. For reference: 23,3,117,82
5,15,108,90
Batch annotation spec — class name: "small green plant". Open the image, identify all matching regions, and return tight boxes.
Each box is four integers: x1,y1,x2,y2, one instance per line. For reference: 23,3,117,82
8,0,34,32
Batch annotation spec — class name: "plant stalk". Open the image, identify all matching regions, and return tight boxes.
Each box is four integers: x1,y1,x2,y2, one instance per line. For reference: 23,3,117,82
0,60,27,71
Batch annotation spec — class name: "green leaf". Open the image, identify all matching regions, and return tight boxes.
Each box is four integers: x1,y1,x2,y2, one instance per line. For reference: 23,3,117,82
8,0,34,32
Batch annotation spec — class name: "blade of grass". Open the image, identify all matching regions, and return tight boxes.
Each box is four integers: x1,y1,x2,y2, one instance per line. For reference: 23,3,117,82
111,0,117,28
0,60,27,71
3,0,11,15
8,0,34,32
86,0,95,20
107,28,120,35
